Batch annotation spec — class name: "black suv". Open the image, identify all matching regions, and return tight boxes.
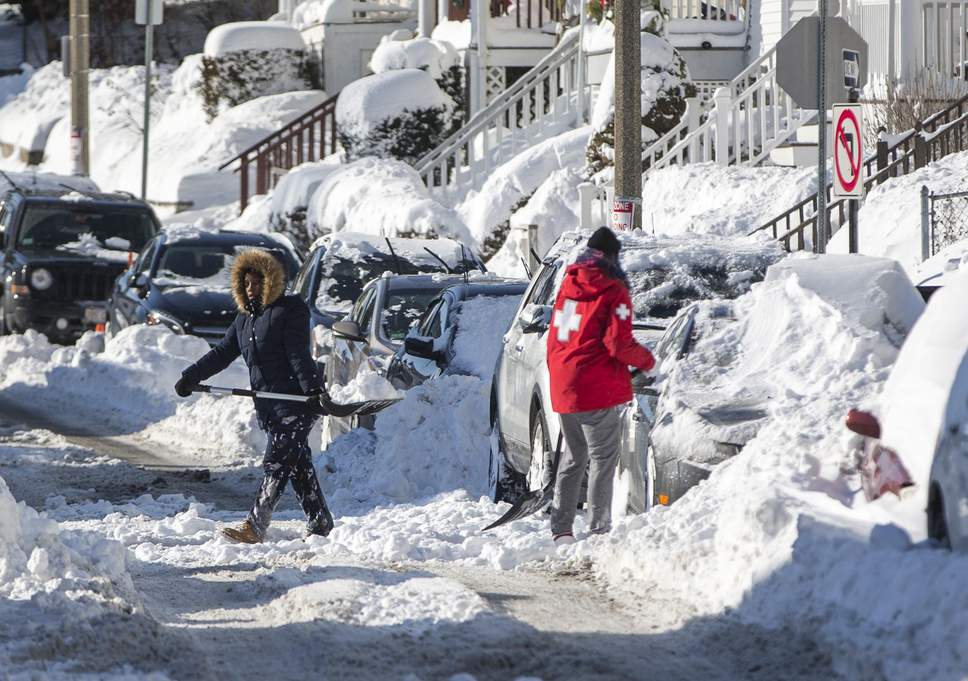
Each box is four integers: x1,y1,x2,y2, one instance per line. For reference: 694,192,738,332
0,188,161,342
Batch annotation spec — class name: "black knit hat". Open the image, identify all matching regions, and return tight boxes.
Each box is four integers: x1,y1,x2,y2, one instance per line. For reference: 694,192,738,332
587,227,621,257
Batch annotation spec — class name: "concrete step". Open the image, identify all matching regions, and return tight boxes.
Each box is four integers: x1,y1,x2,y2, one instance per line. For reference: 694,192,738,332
770,142,819,167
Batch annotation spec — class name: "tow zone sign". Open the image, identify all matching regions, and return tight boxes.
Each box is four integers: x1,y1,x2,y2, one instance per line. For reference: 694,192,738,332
832,104,864,199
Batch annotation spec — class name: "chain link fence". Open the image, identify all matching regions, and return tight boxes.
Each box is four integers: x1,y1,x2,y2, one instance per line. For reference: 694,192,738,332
921,186,968,258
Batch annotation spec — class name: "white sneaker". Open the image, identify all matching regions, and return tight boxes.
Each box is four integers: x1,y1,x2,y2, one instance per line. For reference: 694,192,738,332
553,532,576,546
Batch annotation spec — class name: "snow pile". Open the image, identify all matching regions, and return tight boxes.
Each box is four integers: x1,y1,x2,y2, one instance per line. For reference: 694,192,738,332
323,375,491,504
369,36,460,79
306,157,473,243
457,127,592,253
641,162,818,237
0,55,324,212
449,294,523,377
828,149,968,276
329,366,403,403
585,254,968,679
203,22,306,57
0,327,262,464
0,473,132,618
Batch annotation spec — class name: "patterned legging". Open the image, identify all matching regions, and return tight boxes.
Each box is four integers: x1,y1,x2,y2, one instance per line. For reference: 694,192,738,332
248,413,333,539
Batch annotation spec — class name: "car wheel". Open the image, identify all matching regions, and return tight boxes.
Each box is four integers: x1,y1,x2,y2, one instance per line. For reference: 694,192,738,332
527,408,552,492
488,410,526,503
928,483,951,548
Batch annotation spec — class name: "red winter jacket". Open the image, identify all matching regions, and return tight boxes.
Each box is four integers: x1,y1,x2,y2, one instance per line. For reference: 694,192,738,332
547,253,655,414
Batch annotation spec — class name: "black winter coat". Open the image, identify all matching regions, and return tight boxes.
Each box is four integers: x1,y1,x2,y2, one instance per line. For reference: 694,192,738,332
181,294,322,427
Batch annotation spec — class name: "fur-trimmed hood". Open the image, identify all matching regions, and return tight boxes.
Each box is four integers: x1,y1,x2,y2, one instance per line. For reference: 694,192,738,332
231,249,287,314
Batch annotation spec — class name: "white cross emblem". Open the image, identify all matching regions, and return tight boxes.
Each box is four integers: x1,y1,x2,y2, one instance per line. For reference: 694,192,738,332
615,304,630,321
553,299,582,342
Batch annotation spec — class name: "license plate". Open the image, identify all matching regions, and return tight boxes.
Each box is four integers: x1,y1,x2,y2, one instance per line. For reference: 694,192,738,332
84,307,107,324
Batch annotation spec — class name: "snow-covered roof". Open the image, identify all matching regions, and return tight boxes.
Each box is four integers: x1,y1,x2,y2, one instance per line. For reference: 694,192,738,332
203,21,306,57
335,69,452,138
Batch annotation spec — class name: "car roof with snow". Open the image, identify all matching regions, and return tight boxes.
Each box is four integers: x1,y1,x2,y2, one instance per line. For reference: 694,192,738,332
309,231,479,268
8,188,154,208
545,229,784,321
374,272,468,292
435,277,528,299
158,229,291,247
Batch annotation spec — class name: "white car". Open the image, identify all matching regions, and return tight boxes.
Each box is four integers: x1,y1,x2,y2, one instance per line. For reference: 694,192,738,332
848,270,968,550
488,230,784,511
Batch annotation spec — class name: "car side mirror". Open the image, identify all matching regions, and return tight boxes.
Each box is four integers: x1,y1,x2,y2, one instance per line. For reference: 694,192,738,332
846,409,881,439
519,304,551,334
332,319,366,343
404,336,442,361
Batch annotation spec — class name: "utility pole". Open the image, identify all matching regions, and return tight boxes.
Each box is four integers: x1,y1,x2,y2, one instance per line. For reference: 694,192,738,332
68,0,90,177
142,0,154,200
613,0,641,230
815,0,828,252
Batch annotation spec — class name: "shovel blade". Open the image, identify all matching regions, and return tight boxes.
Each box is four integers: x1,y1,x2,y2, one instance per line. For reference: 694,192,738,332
322,396,402,418
482,483,554,532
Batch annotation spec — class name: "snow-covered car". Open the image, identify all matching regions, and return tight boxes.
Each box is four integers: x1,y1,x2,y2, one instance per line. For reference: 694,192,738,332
636,301,769,506
488,230,784,511
846,271,968,550
0,187,161,342
291,232,483,362
324,272,466,441
385,278,527,390
107,229,300,345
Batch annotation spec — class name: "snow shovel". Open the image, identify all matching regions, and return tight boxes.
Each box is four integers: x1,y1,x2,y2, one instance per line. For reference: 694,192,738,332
191,384,401,417
482,430,563,532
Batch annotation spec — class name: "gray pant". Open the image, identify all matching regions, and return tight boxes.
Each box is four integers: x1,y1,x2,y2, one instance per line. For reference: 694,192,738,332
551,406,622,536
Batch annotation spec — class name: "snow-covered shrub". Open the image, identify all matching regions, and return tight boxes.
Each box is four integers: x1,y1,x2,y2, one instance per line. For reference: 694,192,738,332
336,69,458,166
370,35,466,118
197,22,316,121
585,6,694,175
197,48,316,121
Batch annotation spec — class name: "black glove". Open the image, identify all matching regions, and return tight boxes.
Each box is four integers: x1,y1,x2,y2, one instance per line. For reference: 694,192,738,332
174,376,196,398
631,370,656,391
306,387,332,416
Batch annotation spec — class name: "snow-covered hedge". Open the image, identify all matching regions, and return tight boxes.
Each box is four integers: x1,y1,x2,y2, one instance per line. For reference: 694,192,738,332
336,69,458,166
586,10,694,175
370,35,466,117
197,48,316,121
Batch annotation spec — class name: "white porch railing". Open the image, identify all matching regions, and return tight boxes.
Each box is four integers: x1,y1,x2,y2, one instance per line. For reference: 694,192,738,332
415,31,590,203
667,0,747,21
601,42,813,181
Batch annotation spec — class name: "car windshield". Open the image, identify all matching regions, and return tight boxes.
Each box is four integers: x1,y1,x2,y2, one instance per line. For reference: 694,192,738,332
18,205,155,254
381,291,440,341
155,245,298,287
624,255,765,320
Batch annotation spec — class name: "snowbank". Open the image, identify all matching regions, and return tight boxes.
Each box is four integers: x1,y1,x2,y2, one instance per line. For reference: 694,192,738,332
203,22,306,57
641,162,818,237
0,327,263,465
0,55,324,212
457,127,592,249
828,149,968,276
306,157,473,244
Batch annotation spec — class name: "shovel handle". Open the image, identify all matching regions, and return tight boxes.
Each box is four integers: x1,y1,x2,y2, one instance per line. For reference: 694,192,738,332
193,384,313,403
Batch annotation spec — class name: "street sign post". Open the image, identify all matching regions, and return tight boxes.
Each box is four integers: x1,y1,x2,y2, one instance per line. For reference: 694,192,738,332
136,0,163,200
833,102,864,253
776,15,867,253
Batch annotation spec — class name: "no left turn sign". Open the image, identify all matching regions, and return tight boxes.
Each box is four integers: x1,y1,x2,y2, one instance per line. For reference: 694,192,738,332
832,104,864,199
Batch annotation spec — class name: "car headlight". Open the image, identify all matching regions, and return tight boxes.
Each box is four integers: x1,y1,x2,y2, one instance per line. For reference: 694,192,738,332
146,310,185,334
30,268,53,291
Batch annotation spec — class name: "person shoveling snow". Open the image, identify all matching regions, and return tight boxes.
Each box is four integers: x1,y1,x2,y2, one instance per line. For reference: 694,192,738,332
546,227,656,545
174,250,335,544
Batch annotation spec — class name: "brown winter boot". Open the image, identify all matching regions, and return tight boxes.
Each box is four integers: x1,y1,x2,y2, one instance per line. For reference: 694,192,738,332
220,520,262,544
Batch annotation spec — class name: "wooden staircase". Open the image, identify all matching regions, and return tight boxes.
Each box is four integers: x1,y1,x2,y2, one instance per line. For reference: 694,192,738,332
219,92,340,213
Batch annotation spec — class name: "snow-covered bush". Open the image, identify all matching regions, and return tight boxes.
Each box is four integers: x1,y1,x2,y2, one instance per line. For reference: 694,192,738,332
197,22,315,121
336,69,458,166
585,7,694,175
370,35,466,117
